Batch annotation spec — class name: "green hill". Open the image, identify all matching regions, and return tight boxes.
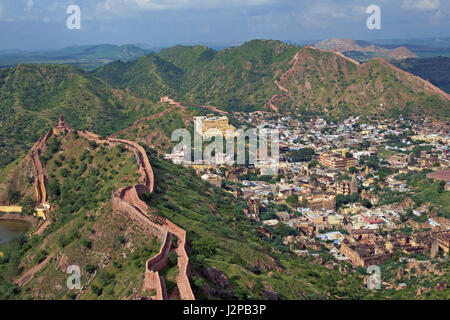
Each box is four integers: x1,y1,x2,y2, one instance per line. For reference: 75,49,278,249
275,47,450,119
94,40,449,117
93,53,183,101
392,57,450,94
157,45,216,71
0,64,159,168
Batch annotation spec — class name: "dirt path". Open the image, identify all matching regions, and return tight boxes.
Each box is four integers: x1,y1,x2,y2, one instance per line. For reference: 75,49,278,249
109,104,182,139
265,50,302,111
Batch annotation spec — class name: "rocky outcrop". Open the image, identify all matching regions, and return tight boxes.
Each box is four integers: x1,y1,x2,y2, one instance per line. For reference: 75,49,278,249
204,267,231,290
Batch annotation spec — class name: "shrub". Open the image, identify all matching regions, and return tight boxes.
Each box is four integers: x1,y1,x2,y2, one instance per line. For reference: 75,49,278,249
168,251,178,267
60,168,70,178
286,194,299,207
97,271,115,287
33,250,48,264
140,192,152,204
7,189,21,204
91,285,102,296
81,239,92,249
85,264,95,274
21,196,36,215
437,181,445,193
192,238,217,257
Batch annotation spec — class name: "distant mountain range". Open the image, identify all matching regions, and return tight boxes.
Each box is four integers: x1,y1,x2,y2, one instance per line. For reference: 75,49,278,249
315,38,418,60
314,38,450,93
93,40,449,116
0,44,150,71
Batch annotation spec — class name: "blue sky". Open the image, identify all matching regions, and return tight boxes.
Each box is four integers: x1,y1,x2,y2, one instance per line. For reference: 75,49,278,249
0,0,449,50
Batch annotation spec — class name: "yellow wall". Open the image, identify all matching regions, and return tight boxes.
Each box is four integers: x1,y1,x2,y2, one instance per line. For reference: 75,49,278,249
0,206,23,213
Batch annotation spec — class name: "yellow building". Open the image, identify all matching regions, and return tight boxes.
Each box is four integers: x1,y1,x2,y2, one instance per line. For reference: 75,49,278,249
363,178,375,187
34,203,50,220
342,206,360,215
319,152,356,170
194,115,237,138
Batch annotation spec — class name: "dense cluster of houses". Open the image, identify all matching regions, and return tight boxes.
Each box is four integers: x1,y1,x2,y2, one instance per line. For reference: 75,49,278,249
165,112,450,271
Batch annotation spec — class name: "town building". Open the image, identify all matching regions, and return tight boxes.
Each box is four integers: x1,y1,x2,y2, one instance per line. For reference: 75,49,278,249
319,152,356,170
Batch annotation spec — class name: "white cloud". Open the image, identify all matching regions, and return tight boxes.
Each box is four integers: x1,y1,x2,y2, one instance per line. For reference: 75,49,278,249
25,0,34,12
402,0,440,11
97,0,273,12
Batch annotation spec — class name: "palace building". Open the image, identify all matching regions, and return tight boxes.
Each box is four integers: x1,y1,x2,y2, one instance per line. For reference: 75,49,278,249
336,173,359,195
194,115,237,138
319,152,356,170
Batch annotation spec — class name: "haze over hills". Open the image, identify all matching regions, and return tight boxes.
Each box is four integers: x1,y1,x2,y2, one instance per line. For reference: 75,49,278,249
315,38,418,60
0,45,150,71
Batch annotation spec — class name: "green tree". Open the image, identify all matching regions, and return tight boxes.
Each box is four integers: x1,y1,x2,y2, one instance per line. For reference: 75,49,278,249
287,148,315,162
7,189,21,204
286,194,299,207
437,181,445,193
21,196,36,215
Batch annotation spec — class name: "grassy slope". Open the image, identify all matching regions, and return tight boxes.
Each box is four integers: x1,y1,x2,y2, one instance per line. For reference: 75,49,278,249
0,131,161,299
181,40,299,112
279,48,450,120
92,53,184,101
94,40,449,118
118,104,215,154
0,63,162,168
392,57,450,94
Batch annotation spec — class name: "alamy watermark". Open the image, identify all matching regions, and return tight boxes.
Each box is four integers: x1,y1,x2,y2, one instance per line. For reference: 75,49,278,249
66,5,81,30
367,265,381,290
66,265,81,290
366,5,381,30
